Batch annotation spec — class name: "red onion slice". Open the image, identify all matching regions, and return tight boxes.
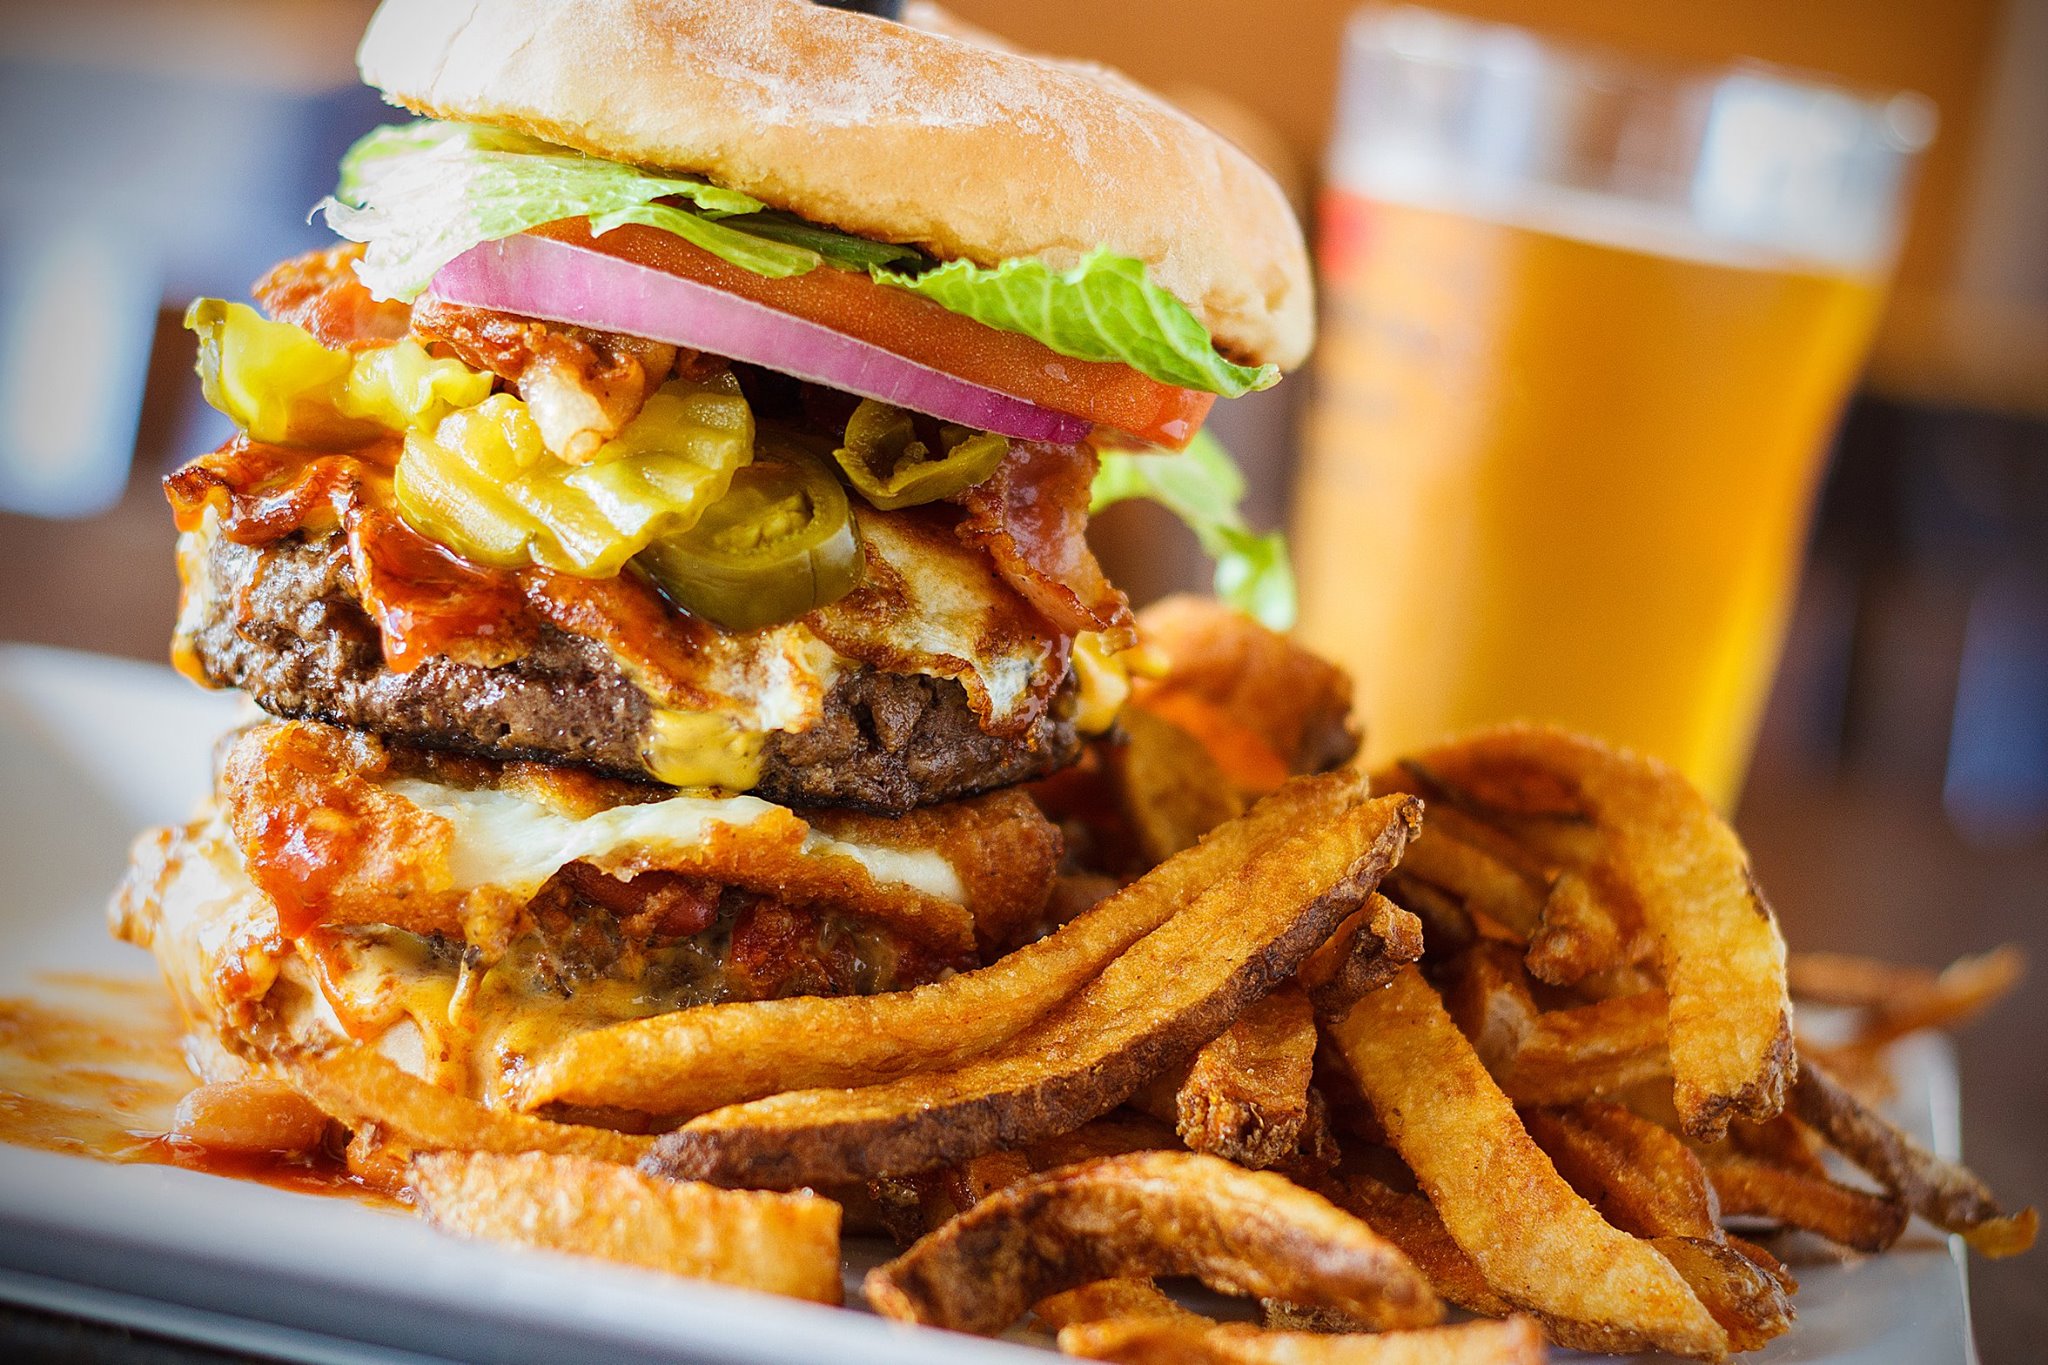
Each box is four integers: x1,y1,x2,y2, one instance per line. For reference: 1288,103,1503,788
429,234,1094,445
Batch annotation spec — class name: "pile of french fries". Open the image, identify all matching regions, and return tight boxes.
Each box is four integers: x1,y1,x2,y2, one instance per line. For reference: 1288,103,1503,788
202,597,2032,1362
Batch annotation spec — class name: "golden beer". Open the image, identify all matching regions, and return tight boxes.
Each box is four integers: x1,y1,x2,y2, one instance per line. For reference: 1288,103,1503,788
1296,8,1926,805
1296,195,1885,803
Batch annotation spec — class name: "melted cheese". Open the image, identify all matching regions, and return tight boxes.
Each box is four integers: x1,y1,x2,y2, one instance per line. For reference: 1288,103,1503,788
381,776,966,904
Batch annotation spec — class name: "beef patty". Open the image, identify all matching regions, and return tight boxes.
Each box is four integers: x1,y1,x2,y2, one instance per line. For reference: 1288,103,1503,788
182,530,1082,813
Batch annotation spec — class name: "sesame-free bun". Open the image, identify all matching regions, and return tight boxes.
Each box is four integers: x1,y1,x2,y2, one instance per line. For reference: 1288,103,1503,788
356,0,1313,370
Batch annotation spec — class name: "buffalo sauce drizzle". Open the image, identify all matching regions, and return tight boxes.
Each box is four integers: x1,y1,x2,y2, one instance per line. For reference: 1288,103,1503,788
0,975,393,1207
165,436,787,705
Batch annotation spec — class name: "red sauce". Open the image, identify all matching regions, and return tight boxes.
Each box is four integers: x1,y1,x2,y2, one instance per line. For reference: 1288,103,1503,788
0,976,394,1208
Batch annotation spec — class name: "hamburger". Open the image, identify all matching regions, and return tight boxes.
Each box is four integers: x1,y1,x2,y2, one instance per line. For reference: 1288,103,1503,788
115,0,1314,1116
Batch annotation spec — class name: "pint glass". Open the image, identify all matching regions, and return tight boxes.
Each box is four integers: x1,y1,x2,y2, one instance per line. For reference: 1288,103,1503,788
1294,7,1932,804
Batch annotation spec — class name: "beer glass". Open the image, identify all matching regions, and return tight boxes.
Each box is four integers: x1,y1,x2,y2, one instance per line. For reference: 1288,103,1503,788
1294,6,1932,804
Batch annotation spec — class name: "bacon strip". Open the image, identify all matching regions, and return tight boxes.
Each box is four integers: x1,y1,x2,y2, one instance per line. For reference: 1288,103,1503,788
956,442,1134,649
254,245,412,350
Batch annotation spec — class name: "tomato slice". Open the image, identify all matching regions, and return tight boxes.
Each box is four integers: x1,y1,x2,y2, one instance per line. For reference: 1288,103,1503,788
532,219,1215,449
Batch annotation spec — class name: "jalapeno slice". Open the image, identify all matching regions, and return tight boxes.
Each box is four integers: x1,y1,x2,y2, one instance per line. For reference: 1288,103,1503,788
832,398,1009,510
638,440,862,631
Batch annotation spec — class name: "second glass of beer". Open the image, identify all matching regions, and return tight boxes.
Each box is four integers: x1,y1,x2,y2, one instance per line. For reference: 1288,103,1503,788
1294,7,1932,805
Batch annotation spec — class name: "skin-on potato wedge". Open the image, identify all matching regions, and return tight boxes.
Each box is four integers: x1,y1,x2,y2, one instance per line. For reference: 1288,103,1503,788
409,1150,842,1303
1324,965,1726,1359
864,1151,1441,1336
1112,705,1248,866
1793,1060,2038,1257
1037,1279,1202,1332
1302,895,1426,1019
1323,1175,1513,1317
1442,942,1670,1105
1387,726,1793,1140
1520,1104,1791,1351
1646,1237,1794,1354
516,771,1369,1119
1175,985,1318,1170
648,796,1420,1189
1702,1154,1907,1254
283,1049,651,1165
1057,1315,1547,1365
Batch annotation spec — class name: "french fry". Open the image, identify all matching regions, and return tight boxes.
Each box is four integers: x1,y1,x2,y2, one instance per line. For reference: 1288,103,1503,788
1378,877,1477,954
863,1152,1442,1336
1323,965,1725,1359
1520,1105,1791,1351
409,1150,842,1303
1702,1154,1908,1254
284,1048,651,1165
1057,1315,1547,1365
1302,895,1425,1019
1175,985,1318,1170
1443,943,1670,1105
1520,1104,1718,1242
1646,1237,1794,1354
1388,827,1545,941
1792,1060,2038,1257
1790,945,2024,1051
648,796,1420,1188
1112,705,1248,866
1037,1279,1202,1332
1391,727,1792,1140
519,771,1369,1118
1323,1175,1513,1317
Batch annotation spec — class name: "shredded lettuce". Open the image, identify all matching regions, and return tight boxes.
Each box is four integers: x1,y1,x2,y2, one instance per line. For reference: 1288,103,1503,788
1091,430,1296,630
322,121,1269,399
876,250,1278,398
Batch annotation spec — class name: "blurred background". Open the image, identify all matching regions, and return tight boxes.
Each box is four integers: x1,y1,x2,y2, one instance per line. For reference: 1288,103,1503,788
0,0,2040,1357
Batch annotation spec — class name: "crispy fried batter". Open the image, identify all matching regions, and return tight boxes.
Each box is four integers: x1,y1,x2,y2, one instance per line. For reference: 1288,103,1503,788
645,793,1419,1187
410,1150,841,1302
863,1152,1441,1336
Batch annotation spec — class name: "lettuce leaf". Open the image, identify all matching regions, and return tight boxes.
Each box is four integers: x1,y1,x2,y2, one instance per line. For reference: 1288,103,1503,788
876,250,1278,398
322,121,1271,400
1091,430,1296,630
322,121,909,299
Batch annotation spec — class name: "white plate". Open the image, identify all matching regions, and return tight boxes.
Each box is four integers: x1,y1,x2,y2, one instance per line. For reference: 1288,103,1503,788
0,644,1977,1364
